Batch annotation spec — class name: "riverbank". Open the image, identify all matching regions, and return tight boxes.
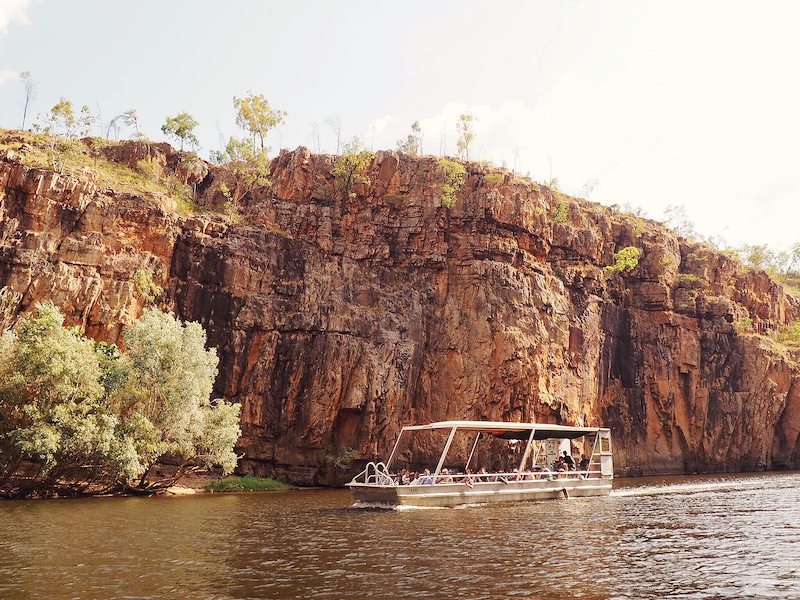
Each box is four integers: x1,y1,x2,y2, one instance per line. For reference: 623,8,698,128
165,471,295,495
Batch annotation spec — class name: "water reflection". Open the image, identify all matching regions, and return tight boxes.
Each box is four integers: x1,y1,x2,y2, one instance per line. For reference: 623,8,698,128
0,473,799,599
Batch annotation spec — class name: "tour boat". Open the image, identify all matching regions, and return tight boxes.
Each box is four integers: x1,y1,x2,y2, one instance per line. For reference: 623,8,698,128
349,420,613,508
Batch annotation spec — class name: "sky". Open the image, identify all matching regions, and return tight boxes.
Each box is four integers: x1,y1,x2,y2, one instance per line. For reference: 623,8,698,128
1,0,799,250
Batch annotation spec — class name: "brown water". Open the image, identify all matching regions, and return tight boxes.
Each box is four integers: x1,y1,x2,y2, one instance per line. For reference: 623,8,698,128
1,472,800,599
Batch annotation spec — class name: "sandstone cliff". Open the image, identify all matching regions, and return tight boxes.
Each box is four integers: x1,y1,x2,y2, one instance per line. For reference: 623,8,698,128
1,131,799,484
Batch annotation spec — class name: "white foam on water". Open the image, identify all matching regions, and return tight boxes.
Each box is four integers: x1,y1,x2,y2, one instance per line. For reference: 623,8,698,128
611,477,766,498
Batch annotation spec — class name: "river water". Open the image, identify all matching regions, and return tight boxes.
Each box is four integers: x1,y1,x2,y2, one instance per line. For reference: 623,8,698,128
1,472,799,599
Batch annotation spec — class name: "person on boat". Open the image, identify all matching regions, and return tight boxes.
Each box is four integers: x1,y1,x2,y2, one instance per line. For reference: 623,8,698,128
579,454,590,472
562,451,576,470
400,468,411,485
461,468,475,484
477,467,489,482
418,468,433,485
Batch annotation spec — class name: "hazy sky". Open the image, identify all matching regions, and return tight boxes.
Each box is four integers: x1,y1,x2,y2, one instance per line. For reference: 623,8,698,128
1,0,798,250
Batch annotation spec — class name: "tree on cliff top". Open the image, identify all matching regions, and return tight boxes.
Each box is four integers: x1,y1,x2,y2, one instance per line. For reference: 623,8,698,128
19,71,38,131
397,120,423,156
34,98,95,172
437,158,466,208
211,137,271,207
0,303,240,498
161,112,199,151
211,93,286,207
233,92,286,152
456,112,476,160
331,136,375,214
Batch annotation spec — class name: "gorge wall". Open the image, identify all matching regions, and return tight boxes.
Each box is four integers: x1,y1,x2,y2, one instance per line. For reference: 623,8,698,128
1,135,799,484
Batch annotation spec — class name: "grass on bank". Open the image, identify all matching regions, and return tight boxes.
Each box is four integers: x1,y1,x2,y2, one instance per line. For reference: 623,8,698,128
205,475,294,492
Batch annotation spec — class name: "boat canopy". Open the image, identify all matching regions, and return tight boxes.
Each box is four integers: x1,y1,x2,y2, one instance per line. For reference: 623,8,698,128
400,421,607,441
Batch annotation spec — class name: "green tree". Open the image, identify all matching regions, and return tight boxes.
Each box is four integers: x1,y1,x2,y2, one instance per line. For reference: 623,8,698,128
19,71,38,131
120,308,240,485
161,112,199,151
397,120,423,156
210,136,271,207
456,112,476,160
0,303,126,496
233,92,286,151
0,304,240,498
331,136,375,213
211,93,285,207
36,99,95,172
738,244,775,271
437,158,467,208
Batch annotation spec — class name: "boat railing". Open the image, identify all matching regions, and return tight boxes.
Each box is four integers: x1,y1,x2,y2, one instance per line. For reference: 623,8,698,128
409,468,605,485
351,464,607,486
350,461,396,486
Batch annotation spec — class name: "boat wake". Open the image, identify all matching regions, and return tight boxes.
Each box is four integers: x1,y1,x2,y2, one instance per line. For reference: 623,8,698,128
611,477,769,498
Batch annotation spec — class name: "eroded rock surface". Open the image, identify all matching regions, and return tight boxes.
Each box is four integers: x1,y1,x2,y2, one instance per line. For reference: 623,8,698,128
2,138,799,484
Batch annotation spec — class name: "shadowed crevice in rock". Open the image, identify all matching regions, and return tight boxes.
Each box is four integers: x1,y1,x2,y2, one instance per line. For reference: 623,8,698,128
1,139,799,485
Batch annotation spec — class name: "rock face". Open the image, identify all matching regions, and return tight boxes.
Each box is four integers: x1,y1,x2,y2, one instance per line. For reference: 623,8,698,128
2,137,800,484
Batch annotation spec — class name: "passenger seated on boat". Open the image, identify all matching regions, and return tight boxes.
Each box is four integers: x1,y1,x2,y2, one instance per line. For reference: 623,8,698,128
460,468,475,484
562,451,576,470
579,454,590,471
417,468,433,485
400,468,411,485
478,467,489,482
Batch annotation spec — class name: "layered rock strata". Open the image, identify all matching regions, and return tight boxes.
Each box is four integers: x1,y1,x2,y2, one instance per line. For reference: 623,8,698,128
1,138,798,484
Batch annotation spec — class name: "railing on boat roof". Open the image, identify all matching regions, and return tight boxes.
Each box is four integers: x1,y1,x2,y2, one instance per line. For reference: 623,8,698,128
399,421,609,439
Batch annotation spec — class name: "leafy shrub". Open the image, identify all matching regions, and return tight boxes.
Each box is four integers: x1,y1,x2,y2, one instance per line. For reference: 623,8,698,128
437,159,466,208
551,199,569,223
483,173,504,187
132,268,162,304
776,320,800,346
675,273,707,289
604,246,641,275
734,315,754,333
332,137,375,201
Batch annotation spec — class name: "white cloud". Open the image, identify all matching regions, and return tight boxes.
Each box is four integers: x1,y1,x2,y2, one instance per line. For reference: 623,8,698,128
365,114,395,148
0,69,16,85
0,0,33,37
375,61,799,250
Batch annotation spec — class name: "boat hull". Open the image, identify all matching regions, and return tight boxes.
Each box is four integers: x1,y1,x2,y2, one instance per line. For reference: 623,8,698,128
350,477,612,508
